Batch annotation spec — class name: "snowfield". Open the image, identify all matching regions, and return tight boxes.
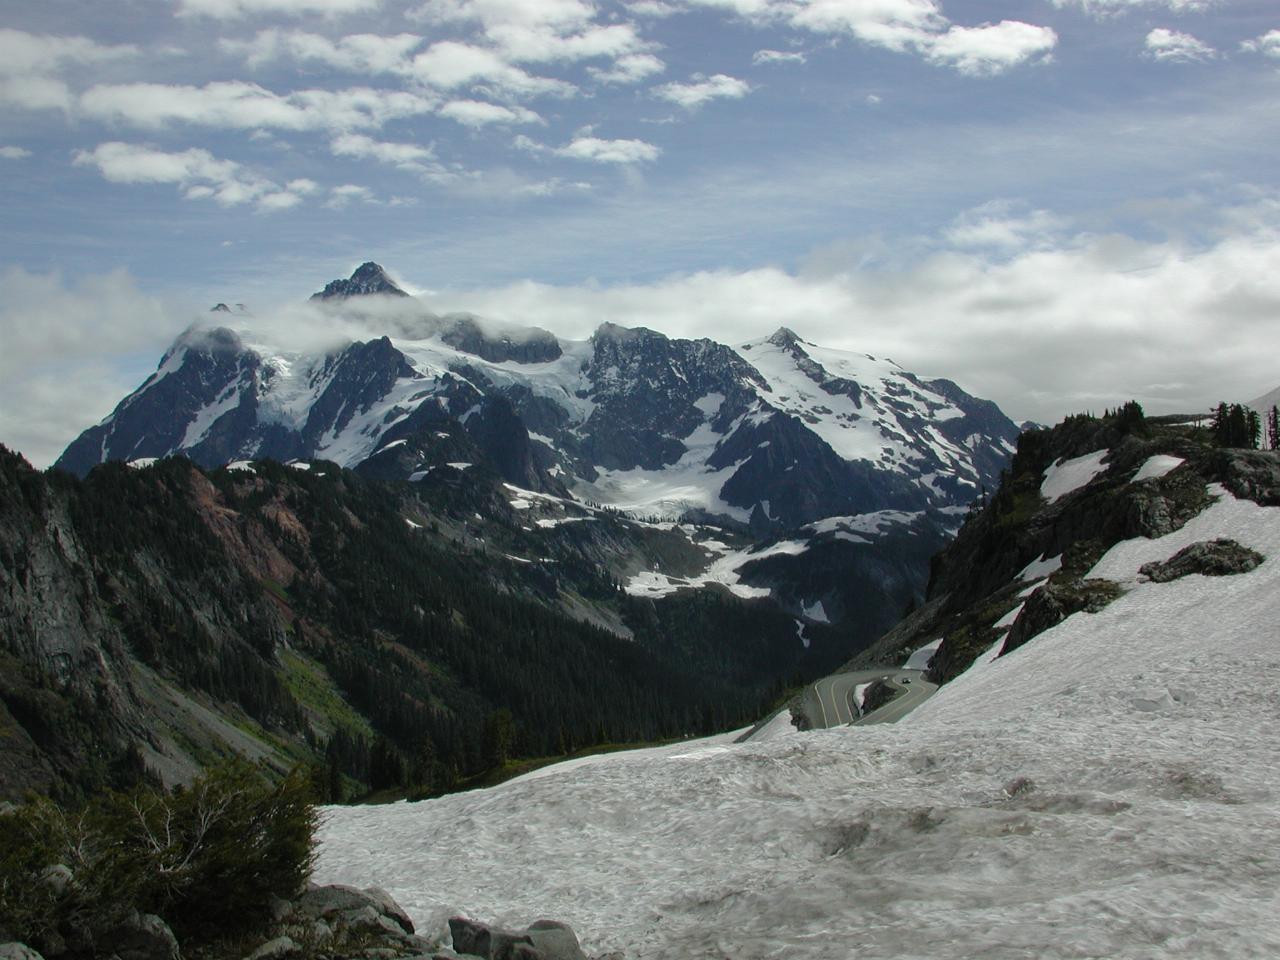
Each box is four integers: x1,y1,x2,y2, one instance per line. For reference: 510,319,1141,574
316,484,1280,959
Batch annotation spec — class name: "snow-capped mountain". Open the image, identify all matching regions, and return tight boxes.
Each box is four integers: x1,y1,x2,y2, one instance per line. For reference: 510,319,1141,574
56,262,1018,532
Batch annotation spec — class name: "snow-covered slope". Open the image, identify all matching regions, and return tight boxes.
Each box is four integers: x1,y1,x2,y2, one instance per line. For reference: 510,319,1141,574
55,265,1019,531
316,481,1280,958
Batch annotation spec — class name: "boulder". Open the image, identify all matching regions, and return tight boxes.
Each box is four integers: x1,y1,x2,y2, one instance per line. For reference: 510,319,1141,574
0,945,45,960
1139,539,1264,583
111,914,179,960
243,936,300,960
447,918,534,960
295,884,415,935
526,920,587,960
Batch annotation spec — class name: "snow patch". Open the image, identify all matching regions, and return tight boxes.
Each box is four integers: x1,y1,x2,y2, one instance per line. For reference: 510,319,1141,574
1132,454,1184,482
1016,553,1062,582
1041,450,1109,503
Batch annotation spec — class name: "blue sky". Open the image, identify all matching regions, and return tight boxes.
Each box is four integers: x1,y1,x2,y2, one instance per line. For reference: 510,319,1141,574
2,0,1279,466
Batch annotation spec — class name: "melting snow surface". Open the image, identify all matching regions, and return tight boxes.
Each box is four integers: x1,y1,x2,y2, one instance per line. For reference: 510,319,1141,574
1040,449,1109,503
317,483,1280,960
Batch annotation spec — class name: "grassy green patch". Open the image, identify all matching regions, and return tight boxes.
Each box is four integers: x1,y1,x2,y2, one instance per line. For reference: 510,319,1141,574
278,649,374,741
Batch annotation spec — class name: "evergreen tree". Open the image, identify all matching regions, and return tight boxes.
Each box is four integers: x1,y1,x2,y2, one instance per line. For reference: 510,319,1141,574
1269,406,1280,452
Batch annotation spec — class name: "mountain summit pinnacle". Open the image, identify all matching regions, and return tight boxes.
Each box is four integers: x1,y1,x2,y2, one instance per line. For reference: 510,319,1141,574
311,261,409,301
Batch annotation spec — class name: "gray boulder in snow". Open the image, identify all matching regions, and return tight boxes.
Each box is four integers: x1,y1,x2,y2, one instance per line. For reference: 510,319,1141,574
295,884,415,935
448,917,534,959
525,920,588,960
1139,538,1264,582
446,917,589,960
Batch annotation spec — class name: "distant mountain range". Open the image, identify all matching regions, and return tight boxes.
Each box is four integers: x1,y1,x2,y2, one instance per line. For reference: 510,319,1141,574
56,261,1019,533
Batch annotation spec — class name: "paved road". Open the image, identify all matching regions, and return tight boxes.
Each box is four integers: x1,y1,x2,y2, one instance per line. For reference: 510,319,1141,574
799,668,938,731
852,672,938,726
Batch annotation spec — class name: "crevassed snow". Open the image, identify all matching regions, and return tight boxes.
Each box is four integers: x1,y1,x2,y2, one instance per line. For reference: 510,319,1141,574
317,483,1280,960
1132,454,1184,482
1015,553,1062,581
1040,449,1109,503
572,413,752,522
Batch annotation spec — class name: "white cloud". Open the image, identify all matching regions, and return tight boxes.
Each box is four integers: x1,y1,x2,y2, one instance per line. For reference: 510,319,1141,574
413,0,651,71
222,29,425,73
944,201,1070,250
625,0,678,15
752,49,807,65
517,134,660,165
1144,28,1215,62
79,81,436,132
588,53,666,84
1049,0,1215,17
0,29,138,77
72,141,309,212
328,133,465,183
326,183,378,207
0,267,188,468
0,146,31,159
786,0,947,51
1241,30,1280,59
682,0,1057,75
409,41,577,97
0,29,138,112
439,99,542,126
924,21,1058,76
411,207,1280,425
330,132,436,166
175,0,382,19
654,73,751,109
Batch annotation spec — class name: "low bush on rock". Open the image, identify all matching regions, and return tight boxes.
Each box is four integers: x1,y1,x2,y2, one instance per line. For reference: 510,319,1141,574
0,758,317,956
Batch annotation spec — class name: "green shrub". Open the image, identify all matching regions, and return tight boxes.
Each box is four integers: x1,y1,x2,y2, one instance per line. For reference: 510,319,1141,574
0,757,318,952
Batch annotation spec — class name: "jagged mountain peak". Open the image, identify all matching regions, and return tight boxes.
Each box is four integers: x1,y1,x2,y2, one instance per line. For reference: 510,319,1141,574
767,326,807,348
311,261,409,301
211,302,231,313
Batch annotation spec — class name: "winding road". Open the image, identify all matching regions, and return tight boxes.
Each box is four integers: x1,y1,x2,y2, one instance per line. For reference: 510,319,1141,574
800,668,939,731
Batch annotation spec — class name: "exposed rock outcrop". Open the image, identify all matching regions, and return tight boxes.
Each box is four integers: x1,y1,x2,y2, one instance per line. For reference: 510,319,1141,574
1138,539,1264,582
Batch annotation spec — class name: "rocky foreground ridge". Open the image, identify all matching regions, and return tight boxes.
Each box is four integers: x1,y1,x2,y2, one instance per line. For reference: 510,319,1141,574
849,405,1280,681
0,884,602,960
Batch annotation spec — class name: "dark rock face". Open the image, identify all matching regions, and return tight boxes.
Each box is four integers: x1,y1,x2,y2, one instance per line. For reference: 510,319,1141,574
441,315,563,364
578,324,766,472
1000,578,1124,657
310,262,408,300
1139,539,1264,582
55,327,260,477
